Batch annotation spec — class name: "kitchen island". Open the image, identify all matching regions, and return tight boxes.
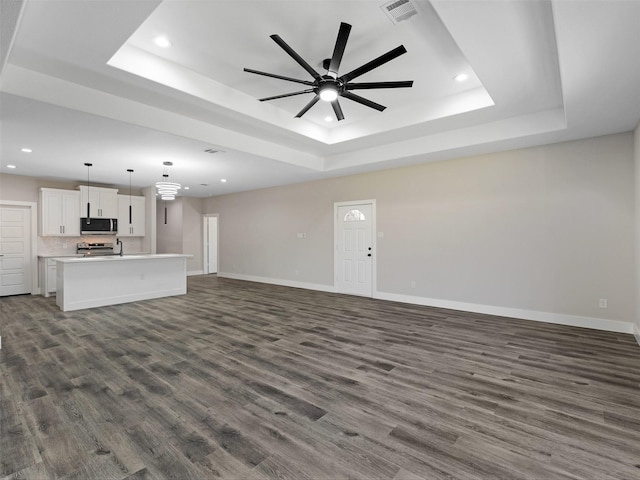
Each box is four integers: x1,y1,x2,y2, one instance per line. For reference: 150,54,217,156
55,254,192,311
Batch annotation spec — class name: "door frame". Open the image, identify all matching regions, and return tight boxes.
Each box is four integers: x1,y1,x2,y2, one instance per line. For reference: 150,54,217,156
0,200,38,295
202,213,219,274
333,199,376,297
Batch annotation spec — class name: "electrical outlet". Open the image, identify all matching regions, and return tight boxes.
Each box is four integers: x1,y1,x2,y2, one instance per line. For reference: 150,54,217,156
598,298,608,308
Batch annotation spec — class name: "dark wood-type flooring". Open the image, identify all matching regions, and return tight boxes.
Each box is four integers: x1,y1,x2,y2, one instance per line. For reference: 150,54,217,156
1,275,640,479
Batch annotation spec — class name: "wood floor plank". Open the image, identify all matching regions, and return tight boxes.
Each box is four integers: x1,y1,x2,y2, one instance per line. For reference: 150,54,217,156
1,275,640,479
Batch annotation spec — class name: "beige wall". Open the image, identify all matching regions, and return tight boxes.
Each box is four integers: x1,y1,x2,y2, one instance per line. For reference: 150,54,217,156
0,173,77,202
156,199,182,253
205,133,635,327
182,197,204,272
635,122,640,337
0,174,143,202
156,197,204,273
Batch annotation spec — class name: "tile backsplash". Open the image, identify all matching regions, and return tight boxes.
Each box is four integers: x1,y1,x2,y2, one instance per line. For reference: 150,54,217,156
38,236,143,256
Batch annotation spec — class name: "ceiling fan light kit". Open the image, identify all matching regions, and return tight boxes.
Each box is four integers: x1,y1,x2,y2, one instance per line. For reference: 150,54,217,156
319,83,339,102
244,22,413,121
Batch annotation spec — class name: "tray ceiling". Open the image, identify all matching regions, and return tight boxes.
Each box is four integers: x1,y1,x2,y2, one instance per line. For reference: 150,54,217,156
1,0,638,196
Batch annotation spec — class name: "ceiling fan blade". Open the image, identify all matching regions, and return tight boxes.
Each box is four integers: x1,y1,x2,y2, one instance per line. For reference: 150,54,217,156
328,22,352,78
244,68,314,86
346,80,413,90
331,99,345,121
341,91,386,112
295,94,321,118
259,89,315,101
270,34,322,80
340,45,408,83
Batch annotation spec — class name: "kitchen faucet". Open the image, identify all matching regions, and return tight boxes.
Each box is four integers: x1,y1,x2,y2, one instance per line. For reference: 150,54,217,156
116,238,123,256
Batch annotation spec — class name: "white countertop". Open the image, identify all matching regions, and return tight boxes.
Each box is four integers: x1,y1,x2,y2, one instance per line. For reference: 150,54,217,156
55,254,191,263
39,252,151,259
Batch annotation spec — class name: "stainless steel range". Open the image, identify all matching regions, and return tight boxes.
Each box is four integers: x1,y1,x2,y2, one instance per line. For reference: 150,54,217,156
76,242,114,256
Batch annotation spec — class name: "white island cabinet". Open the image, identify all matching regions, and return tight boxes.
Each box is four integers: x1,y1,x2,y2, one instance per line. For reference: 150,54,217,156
55,254,191,311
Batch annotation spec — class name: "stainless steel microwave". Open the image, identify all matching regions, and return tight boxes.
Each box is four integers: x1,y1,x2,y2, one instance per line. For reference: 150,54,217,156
80,218,117,235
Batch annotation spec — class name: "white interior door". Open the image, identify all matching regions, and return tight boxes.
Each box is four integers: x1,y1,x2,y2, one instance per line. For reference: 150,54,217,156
206,216,218,274
0,205,32,296
335,203,373,297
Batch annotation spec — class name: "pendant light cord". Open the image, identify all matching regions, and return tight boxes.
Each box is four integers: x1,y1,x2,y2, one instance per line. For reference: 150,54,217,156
127,169,134,224
84,163,92,221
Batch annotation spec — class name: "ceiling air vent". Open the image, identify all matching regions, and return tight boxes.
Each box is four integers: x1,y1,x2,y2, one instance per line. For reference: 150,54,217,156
204,148,224,154
381,0,418,24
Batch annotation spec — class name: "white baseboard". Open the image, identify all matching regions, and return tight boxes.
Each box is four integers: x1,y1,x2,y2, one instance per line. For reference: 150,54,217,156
375,291,634,334
187,270,204,276
634,323,640,347
217,271,336,293
214,273,635,336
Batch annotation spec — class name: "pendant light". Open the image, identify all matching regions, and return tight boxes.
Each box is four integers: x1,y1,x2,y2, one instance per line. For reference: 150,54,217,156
160,175,171,225
127,169,134,224
164,198,168,225
155,162,180,225
84,162,92,222
155,161,180,200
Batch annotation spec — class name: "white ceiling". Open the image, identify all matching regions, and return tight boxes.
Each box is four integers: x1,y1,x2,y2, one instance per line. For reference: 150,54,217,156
1,0,639,197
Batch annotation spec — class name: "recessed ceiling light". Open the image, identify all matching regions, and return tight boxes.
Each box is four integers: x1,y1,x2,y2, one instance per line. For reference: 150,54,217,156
153,36,171,48
324,116,333,122
184,186,190,190
220,179,227,183
21,148,32,153
7,164,16,169
454,73,469,82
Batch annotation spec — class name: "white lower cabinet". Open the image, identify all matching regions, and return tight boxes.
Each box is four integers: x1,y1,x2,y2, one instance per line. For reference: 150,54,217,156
40,258,58,297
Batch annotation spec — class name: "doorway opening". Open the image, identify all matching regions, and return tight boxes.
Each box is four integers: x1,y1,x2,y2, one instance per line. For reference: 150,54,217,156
202,214,218,275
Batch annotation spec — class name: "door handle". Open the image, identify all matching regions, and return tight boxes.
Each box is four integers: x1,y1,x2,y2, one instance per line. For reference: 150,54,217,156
367,253,372,257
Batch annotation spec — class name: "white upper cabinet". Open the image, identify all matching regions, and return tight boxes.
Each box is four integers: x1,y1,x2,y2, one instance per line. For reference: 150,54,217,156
117,195,146,236
78,185,118,218
40,188,80,236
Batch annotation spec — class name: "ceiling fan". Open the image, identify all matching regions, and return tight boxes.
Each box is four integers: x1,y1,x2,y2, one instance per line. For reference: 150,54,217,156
244,22,413,121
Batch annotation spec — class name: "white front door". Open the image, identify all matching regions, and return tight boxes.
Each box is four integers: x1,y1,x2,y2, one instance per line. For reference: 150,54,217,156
0,205,32,296
335,202,373,297
205,216,218,274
